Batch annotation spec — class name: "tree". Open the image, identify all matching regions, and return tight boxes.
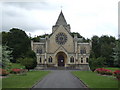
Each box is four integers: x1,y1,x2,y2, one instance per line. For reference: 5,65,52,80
70,32,82,38
91,35,100,58
0,45,2,67
2,45,13,68
2,28,31,62
25,50,37,68
91,35,116,67
89,57,106,71
17,50,37,70
31,34,50,42
113,40,120,67
99,35,116,66
2,32,9,45
18,57,36,71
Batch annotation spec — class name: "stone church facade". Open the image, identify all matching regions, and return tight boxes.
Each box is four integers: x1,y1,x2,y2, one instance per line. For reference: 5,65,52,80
31,11,91,70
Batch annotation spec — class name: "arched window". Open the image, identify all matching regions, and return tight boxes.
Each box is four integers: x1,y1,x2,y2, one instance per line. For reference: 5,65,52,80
48,56,52,63
86,58,89,63
39,49,42,54
80,48,86,54
36,49,39,53
40,57,42,63
70,56,74,63
81,58,83,63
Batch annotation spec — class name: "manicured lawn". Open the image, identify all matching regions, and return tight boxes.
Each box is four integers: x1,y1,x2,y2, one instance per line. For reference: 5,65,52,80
2,71,50,88
104,67,120,71
72,71,119,88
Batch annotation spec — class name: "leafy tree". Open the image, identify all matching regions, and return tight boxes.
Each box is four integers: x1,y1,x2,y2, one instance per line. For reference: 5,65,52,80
2,28,31,62
31,36,40,42
113,40,120,67
89,50,95,58
70,32,82,38
17,50,37,70
2,45,13,68
100,43,113,66
91,35,116,66
99,35,116,66
83,38,90,42
18,57,36,71
0,32,2,45
0,45,2,67
2,32,9,45
31,34,50,42
91,35,100,58
89,57,106,71
70,32,90,42
25,50,37,68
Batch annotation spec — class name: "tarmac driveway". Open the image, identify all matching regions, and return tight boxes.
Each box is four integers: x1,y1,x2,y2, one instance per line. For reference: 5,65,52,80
32,70,87,88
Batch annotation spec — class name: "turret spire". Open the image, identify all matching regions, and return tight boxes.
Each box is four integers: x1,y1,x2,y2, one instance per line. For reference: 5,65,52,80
55,11,67,25
52,10,71,32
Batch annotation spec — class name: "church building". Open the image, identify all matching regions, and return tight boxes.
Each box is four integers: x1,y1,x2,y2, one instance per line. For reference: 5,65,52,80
31,11,91,70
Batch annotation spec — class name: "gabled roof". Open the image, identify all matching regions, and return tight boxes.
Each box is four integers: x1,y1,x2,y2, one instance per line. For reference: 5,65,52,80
54,45,68,54
55,11,67,26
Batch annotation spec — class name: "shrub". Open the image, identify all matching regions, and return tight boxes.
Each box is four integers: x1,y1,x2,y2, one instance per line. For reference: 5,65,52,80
9,63,25,69
17,51,37,71
0,68,9,76
114,70,120,80
11,68,21,74
10,68,27,74
19,57,37,71
89,57,106,71
95,68,113,75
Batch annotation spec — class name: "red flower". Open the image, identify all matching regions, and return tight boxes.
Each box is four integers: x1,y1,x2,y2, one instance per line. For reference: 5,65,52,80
114,70,120,75
95,68,113,75
11,68,27,74
114,70,120,80
0,68,9,76
12,69,21,73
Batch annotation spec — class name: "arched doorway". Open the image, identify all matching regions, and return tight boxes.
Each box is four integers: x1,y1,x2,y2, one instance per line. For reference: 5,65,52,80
56,52,67,67
58,54,64,66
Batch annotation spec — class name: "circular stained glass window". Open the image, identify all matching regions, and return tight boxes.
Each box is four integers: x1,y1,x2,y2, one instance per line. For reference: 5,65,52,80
56,32,67,45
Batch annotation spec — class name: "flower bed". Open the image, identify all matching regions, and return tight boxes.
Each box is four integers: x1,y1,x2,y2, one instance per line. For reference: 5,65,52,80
10,68,27,74
95,68,120,81
95,68,113,75
0,68,9,76
114,70,120,81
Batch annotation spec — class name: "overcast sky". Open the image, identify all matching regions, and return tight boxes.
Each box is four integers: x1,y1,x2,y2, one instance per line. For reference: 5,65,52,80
1,0,119,39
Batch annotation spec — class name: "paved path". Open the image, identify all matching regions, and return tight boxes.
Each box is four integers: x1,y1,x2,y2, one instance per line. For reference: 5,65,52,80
33,70,87,88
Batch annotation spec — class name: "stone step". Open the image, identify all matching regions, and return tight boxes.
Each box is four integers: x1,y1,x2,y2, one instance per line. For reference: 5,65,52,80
35,64,90,71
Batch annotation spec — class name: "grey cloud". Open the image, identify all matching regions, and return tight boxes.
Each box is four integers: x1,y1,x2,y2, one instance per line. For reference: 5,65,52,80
2,15,49,32
1,2,51,32
2,22,49,32
2,1,55,11
2,8,24,17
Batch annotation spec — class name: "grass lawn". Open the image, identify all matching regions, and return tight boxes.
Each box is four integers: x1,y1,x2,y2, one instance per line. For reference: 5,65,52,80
2,71,50,88
72,71,119,88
